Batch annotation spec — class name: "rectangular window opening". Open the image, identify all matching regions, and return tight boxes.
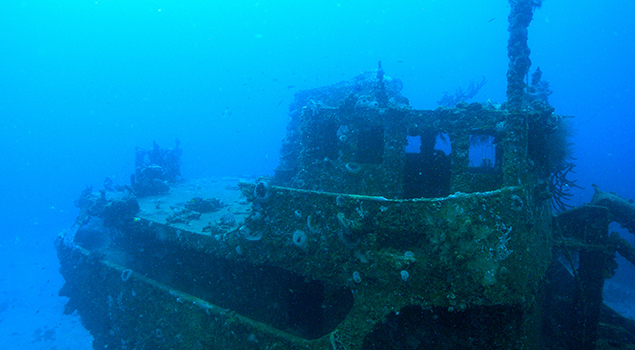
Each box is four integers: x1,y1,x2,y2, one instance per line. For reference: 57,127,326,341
404,131,451,199
406,135,421,154
468,133,500,174
434,133,452,156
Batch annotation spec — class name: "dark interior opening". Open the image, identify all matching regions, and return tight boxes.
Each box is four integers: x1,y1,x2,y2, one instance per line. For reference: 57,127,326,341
356,126,384,164
96,232,354,340
468,132,501,174
363,304,522,349
320,122,340,161
404,131,451,199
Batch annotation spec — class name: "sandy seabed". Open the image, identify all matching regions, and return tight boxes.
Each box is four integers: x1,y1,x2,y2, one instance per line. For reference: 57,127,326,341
0,232,93,350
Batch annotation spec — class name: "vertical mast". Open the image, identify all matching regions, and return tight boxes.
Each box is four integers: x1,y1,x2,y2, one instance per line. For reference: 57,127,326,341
506,0,540,110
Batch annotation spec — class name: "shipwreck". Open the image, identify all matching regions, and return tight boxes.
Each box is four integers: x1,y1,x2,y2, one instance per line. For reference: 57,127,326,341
56,1,635,349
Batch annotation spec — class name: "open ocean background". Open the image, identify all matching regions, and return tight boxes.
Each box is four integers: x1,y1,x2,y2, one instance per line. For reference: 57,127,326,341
1,0,633,348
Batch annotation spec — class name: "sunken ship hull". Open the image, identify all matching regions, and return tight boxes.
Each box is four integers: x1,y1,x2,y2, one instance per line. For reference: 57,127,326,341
56,79,621,349
56,1,635,348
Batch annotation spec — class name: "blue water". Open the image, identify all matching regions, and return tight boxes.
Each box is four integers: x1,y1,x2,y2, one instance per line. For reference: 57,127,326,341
1,0,634,348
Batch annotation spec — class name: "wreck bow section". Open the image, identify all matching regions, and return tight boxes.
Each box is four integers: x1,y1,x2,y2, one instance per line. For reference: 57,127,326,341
55,66,567,349
55,2,585,347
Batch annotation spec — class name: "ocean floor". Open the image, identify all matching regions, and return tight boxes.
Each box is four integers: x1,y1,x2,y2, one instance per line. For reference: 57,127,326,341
0,232,93,350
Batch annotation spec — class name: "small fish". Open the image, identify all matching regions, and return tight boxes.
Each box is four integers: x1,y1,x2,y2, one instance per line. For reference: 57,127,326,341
222,106,232,118
133,217,141,222
488,17,496,23
286,85,295,89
